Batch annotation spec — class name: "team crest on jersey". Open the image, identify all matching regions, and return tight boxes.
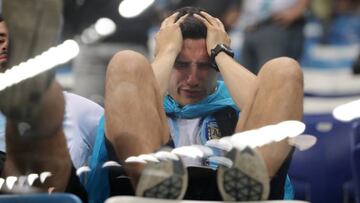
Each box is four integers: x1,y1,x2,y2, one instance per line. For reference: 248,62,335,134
206,121,222,140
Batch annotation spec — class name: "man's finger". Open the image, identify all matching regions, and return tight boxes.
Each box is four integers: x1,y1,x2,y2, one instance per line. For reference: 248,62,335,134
175,14,188,25
161,12,179,27
199,11,218,26
193,13,212,28
215,18,226,31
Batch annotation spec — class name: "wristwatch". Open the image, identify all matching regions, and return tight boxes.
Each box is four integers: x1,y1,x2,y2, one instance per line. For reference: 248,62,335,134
210,44,234,71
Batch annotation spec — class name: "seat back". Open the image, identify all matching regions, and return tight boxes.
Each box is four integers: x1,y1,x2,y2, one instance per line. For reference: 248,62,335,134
0,193,82,203
351,119,360,203
289,113,353,203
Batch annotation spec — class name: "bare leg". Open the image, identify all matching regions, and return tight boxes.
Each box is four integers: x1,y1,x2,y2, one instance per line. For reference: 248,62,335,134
236,57,304,177
104,50,170,185
1,81,71,192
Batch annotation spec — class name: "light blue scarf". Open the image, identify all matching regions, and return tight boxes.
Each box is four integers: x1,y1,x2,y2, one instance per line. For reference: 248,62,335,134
164,81,239,119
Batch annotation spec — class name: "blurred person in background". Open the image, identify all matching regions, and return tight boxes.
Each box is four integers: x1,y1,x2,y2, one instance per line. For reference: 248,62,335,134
0,3,101,201
237,0,310,74
0,15,8,172
353,53,360,75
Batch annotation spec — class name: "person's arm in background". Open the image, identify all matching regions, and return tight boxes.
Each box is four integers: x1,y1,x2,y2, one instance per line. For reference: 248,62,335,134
272,0,310,26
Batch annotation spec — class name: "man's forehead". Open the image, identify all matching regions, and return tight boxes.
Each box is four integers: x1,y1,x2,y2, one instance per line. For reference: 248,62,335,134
176,51,210,60
177,39,210,59
182,38,207,47
175,56,211,63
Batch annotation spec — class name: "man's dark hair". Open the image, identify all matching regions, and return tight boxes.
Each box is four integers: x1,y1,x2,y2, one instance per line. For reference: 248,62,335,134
0,15,3,22
174,7,207,39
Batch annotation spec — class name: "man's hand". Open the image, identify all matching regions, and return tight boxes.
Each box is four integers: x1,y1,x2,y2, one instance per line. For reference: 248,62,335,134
151,12,187,98
154,12,188,58
194,11,231,56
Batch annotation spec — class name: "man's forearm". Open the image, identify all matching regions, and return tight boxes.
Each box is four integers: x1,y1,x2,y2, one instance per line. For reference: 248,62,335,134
215,52,257,110
151,52,178,98
292,0,310,18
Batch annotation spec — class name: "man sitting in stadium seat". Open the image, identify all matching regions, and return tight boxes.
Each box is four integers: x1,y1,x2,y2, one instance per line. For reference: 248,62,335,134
0,2,303,202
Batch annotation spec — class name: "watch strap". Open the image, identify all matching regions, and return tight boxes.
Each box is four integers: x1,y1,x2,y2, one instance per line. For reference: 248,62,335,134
210,44,234,71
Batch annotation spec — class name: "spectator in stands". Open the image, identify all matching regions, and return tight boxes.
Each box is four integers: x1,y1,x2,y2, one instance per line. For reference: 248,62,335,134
353,53,360,74
0,15,9,171
237,0,309,74
0,2,101,201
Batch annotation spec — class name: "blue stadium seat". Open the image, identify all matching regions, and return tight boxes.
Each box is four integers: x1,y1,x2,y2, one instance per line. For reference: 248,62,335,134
289,113,353,203
350,119,360,203
0,193,82,203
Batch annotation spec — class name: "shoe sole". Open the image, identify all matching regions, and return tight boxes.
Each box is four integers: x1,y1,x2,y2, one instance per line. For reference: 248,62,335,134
217,147,270,201
136,158,188,199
